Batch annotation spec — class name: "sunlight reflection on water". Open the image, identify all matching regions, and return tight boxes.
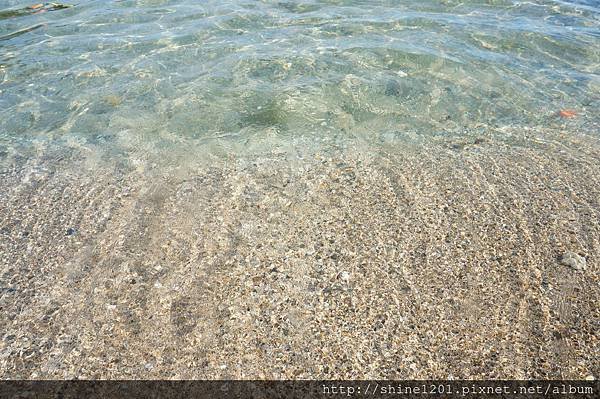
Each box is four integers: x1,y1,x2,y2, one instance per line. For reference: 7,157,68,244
0,0,598,165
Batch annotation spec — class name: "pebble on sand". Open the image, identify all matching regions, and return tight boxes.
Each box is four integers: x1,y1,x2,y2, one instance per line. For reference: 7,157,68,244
560,251,587,271
558,109,577,118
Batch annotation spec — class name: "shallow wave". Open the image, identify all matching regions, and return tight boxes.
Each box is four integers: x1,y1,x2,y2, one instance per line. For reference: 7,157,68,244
0,0,598,158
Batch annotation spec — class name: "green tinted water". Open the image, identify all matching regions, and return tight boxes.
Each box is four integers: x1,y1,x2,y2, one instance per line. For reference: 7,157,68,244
0,0,598,165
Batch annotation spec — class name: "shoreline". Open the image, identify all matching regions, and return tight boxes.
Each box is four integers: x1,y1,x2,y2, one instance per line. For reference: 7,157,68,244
1,127,598,379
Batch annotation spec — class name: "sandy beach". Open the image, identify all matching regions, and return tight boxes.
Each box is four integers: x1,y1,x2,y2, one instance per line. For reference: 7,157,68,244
1,123,598,380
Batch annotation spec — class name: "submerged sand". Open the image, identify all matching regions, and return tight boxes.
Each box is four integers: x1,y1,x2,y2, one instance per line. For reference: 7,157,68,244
0,125,598,379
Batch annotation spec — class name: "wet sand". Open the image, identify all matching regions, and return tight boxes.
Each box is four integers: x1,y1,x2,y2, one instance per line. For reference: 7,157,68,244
1,125,598,379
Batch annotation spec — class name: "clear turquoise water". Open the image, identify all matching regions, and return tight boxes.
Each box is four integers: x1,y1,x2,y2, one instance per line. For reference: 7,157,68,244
0,0,599,163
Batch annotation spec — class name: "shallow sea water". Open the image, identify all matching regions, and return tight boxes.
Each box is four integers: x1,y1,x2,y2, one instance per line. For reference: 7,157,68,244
2,1,600,380
1,0,599,167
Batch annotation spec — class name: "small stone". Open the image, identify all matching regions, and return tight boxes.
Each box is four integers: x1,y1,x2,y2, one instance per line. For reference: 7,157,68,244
66,227,76,236
340,271,350,282
560,251,586,271
558,109,577,118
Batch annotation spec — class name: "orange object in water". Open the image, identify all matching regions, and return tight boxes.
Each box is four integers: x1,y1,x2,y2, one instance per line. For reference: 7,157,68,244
558,109,577,118
28,4,44,9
